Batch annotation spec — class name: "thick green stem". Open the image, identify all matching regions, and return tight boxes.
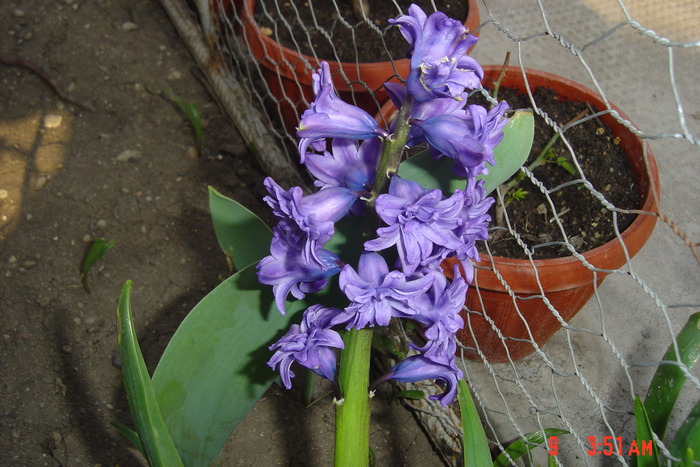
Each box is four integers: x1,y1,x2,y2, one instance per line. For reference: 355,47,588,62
334,328,373,467
334,95,414,466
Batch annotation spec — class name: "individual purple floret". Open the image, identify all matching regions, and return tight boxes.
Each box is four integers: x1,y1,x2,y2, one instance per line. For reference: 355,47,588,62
263,177,359,259
304,137,381,192
338,252,434,329
411,101,509,173
257,228,343,314
364,176,466,275
297,62,389,161
268,304,345,388
383,354,462,405
410,268,466,360
389,4,482,102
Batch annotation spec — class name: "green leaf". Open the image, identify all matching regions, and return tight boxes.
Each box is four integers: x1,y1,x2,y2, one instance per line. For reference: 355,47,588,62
111,421,144,455
208,186,272,271
493,429,569,467
80,238,116,293
479,110,534,195
397,110,534,197
645,312,700,439
457,379,492,467
167,88,202,151
397,147,465,194
116,281,184,467
635,395,662,467
680,447,696,467
151,264,305,467
669,399,700,464
394,390,425,400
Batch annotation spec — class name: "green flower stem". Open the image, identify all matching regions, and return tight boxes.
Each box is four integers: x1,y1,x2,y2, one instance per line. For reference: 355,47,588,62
335,94,414,467
335,328,373,467
371,95,414,204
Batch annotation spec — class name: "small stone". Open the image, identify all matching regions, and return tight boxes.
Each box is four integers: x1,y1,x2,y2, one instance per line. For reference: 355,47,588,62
73,317,82,325
536,203,547,216
96,219,107,228
25,213,33,221
115,149,141,162
186,146,199,158
82,234,91,243
33,175,48,191
0,189,8,200
168,70,182,80
13,9,25,17
9,255,17,264
603,184,611,192
121,21,138,31
43,114,63,129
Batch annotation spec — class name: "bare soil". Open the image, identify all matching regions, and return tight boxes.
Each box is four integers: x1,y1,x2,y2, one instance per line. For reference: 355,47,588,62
0,1,441,465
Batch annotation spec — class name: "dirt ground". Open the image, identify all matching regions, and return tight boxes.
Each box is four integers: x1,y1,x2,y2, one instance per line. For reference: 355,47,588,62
0,0,442,465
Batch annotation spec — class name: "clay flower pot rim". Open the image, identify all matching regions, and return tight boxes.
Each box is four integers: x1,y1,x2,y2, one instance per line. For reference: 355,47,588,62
241,0,480,69
474,66,659,271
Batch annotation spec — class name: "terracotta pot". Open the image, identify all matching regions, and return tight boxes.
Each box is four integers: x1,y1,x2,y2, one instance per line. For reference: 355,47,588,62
241,0,480,134
440,66,660,362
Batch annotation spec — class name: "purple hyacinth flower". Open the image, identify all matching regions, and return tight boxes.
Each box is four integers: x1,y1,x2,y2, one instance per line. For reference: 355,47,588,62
263,177,359,258
257,228,342,314
386,354,463,405
338,252,434,329
268,304,345,388
364,176,465,275
304,137,380,192
412,101,509,173
389,5,482,102
297,62,389,161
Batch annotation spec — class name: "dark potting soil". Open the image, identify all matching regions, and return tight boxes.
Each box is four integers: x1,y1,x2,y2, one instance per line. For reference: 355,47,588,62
254,0,469,63
475,86,640,260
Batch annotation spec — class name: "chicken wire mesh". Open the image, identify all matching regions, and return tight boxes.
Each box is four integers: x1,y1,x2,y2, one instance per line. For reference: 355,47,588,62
159,0,700,465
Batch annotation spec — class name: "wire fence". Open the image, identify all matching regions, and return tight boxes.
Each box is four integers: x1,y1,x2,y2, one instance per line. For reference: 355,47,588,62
160,0,700,464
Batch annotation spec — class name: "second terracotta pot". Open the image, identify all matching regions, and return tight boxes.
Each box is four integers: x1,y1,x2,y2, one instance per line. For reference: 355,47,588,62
442,66,659,362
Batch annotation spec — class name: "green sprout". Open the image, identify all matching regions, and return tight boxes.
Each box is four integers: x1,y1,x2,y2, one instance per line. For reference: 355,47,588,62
167,88,202,156
80,237,116,293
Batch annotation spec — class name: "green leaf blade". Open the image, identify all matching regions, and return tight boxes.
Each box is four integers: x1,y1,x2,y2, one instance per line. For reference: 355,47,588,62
645,312,700,439
457,379,492,467
669,399,700,464
80,238,115,293
479,110,534,195
208,186,273,271
151,265,305,467
116,281,184,467
635,395,662,467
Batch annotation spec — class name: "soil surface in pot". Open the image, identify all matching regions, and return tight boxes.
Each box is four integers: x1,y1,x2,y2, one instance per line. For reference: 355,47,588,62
254,0,468,62
475,86,640,260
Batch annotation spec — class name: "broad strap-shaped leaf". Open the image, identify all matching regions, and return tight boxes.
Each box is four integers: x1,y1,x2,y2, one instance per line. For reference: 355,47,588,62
150,264,305,467
397,111,534,197
116,281,184,467
458,379,492,466
208,186,273,270
669,399,700,464
635,396,662,467
492,428,569,467
645,312,700,439
478,110,534,195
